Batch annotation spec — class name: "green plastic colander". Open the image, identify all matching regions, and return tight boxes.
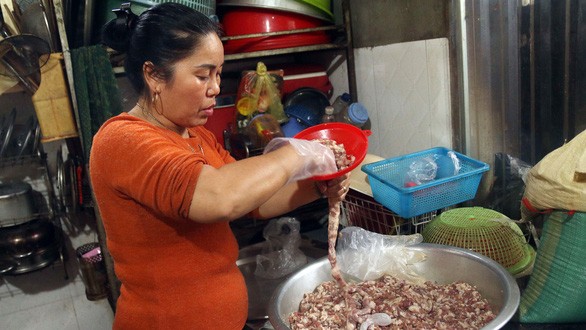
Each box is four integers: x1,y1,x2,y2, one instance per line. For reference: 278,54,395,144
422,207,535,276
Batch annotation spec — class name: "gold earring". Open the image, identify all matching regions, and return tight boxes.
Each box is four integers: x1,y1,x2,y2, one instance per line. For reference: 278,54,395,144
153,92,164,115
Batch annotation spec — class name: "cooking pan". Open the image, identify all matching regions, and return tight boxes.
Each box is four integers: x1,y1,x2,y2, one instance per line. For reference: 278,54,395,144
0,218,56,258
0,181,37,225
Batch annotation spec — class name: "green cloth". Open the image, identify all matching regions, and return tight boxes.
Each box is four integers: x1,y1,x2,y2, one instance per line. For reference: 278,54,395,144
71,45,123,162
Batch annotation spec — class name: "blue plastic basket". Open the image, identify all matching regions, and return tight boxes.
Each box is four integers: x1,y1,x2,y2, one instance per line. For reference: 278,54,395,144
361,147,490,218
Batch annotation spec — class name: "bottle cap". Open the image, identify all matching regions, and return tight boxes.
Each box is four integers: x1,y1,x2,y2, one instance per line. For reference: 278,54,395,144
348,103,368,124
341,93,351,102
324,106,334,115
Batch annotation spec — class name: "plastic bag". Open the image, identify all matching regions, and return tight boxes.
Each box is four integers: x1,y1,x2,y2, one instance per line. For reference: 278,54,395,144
236,62,287,130
488,153,533,220
522,129,586,217
336,226,427,284
254,217,308,279
404,151,460,186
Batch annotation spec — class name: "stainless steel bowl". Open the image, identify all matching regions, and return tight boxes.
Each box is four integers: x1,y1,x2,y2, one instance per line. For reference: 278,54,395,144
268,243,520,329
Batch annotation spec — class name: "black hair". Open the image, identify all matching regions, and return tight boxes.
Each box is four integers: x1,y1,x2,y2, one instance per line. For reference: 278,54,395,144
102,2,223,95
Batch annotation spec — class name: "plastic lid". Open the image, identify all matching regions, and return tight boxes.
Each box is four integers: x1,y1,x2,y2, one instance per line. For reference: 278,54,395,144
348,102,368,124
340,93,351,102
324,106,334,115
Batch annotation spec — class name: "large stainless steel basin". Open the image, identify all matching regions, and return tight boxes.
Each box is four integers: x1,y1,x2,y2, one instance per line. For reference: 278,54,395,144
268,243,520,329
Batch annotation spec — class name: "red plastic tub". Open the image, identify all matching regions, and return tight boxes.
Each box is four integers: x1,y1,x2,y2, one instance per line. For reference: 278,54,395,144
221,7,330,54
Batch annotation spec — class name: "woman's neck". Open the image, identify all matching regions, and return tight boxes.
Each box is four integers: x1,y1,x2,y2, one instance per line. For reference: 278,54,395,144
132,102,189,138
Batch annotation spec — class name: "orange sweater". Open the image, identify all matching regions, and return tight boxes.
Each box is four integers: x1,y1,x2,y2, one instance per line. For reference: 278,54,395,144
89,114,247,329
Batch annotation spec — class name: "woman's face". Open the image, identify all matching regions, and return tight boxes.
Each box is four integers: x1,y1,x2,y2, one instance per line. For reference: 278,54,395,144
159,33,224,129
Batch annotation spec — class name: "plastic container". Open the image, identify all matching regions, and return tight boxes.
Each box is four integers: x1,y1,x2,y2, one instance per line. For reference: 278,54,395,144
294,123,371,180
281,64,333,99
321,106,335,123
338,102,369,128
245,113,284,148
331,92,351,115
132,0,216,16
281,116,309,137
361,147,490,218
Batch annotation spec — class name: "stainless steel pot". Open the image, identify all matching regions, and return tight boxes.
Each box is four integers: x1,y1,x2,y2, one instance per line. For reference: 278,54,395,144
238,240,328,321
0,181,37,225
0,218,56,258
268,243,520,330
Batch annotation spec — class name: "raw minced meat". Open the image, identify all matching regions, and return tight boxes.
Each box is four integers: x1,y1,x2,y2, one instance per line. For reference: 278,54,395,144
289,274,496,330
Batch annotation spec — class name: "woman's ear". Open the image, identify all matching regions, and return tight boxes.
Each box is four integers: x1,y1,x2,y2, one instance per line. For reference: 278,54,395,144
143,61,161,93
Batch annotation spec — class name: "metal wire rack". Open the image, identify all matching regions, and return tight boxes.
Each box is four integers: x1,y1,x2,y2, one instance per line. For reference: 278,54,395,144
340,189,437,235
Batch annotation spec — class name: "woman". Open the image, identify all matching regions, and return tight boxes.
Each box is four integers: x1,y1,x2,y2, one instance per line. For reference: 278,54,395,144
90,3,350,329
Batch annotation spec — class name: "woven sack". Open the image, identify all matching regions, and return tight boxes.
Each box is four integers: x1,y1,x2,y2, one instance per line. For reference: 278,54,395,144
518,210,586,323
522,129,586,215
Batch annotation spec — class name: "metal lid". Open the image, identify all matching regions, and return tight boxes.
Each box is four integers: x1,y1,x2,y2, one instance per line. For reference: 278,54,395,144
0,182,33,199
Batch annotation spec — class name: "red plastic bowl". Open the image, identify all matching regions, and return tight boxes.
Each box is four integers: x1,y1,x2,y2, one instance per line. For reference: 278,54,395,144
221,7,330,54
294,123,371,181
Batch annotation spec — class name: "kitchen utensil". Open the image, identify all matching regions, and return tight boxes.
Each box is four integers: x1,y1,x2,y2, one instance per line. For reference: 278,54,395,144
19,2,55,51
30,118,40,155
283,88,331,126
361,147,490,218
294,123,371,180
0,218,56,257
280,63,332,99
16,115,36,156
0,181,38,226
0,108,16,158
5,227,62,275
245,113,284,148
268,243,520,330
0,34,50,76
220,7,330,54
284,104,320,127
422,207,536,276
0,34,50,93
217,0,333,22
133,0,216,16
280,116,309,137
0,3,14,37
299,0,331,19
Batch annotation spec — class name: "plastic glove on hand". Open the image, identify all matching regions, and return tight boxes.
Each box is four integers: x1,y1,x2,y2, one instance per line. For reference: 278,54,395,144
264,137,337,182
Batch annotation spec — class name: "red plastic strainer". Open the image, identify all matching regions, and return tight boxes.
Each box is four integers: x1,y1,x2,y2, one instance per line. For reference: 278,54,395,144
294,123,371,180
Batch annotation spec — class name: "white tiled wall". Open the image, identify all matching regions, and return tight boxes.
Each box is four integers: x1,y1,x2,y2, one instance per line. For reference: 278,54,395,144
330,38,453,159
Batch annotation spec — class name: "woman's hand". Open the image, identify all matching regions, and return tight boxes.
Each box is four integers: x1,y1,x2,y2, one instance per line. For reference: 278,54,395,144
315,173,351,203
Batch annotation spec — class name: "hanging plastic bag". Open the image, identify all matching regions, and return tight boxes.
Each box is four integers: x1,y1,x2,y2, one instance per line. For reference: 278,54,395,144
254,217,307,279
235,62,287,130
336,226,427,284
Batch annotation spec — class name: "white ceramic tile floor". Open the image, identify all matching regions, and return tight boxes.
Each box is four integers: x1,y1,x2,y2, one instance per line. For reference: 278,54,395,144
0,216,114,330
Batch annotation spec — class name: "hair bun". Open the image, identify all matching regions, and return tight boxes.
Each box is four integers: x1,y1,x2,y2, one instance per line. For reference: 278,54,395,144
101,3,139,52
